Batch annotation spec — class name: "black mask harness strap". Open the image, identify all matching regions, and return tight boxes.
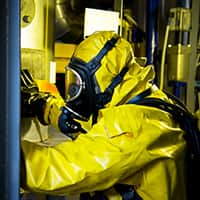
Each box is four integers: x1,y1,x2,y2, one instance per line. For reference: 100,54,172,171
87,35,120,75
92,66,129,124
95,66,129,109
69,35,120,73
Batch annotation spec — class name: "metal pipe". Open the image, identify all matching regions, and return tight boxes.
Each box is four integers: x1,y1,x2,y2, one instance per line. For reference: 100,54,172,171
159,20,171,90
146,0,160,65
175,0,191,45
0,0,20,199
119,0,123,36
114,0,123,36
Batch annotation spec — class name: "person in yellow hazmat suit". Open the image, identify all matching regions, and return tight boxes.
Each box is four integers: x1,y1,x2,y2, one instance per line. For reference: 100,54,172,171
20,31,193,200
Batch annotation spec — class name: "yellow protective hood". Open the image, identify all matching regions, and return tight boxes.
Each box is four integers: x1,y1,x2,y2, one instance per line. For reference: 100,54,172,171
72,31,155,107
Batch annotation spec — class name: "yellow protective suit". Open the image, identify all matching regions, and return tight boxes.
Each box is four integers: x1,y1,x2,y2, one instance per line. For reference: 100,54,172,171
21,31,187,200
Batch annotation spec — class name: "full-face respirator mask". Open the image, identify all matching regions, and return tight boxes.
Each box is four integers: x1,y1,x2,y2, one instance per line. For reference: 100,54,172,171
64,35,122,121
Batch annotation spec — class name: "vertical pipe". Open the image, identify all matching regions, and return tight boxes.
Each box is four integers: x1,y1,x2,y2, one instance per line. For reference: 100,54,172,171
159,20,170,90
119,0,123,36
175,0,191,45
187,0,200,110
114,0,123,36
0,0,20,199
146,0,160,65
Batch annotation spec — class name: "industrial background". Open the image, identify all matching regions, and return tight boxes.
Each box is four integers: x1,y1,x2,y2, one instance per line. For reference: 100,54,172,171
0,0,199,199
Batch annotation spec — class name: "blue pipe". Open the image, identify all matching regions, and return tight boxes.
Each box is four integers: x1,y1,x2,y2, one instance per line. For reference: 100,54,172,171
0,0,20,199
169,81,187,103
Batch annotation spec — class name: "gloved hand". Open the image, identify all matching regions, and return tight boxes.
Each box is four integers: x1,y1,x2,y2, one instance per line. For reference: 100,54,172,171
21,69,50,124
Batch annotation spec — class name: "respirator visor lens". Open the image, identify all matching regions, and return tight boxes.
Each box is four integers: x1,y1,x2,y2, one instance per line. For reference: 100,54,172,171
65,67,83,102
